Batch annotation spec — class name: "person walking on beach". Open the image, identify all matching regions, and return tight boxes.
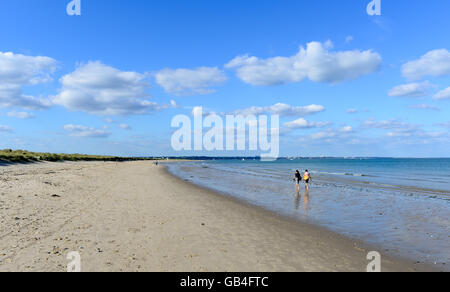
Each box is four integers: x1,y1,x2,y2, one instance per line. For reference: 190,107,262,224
294,170,302,192
304,170,311,189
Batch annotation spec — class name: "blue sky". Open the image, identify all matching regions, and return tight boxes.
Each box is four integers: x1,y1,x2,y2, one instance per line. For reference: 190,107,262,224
1,0,450,157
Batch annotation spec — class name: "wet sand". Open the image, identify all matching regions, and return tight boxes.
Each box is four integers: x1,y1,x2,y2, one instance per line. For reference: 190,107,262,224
0,161,435,272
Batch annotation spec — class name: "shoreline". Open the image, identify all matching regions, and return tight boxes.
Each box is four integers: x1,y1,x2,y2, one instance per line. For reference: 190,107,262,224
0,161,438,271
163,164,439,272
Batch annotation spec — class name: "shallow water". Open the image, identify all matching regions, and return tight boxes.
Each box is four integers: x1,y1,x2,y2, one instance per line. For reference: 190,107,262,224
167,158,450,269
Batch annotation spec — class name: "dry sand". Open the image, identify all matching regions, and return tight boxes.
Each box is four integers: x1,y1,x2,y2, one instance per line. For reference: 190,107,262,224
0,161,432,272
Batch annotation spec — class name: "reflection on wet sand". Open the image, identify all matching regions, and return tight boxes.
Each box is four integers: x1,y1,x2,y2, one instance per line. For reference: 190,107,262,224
294,188,310,218
294,191,301,210
303,188,310,214
302,189,309,220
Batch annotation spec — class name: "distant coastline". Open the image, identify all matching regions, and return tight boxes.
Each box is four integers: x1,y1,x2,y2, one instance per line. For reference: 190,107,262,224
0,149,160,164
2,150,449,164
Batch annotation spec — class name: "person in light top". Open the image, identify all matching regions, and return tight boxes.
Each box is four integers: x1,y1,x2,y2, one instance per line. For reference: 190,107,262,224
303,170,311,189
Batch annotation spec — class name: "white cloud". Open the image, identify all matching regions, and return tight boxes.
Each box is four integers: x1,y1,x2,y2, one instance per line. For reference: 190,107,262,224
310,130,337,140
169,100,180,108
0,125,13,133
155,67,227,96
364,119,404,129
362,119,444,144
119,124,132,130
192,106,203,117
346,108,358,114
0,51,57,110
386,128,443,139
284,118,330,129
64,124,111,138
402,49,450,80
191,106,217,117
409,104,440,111
6,111,35,119
297,125,358,144
232,103,325,117
339,126,353,133
345,36,354,44
301,126,352,141
438,121,450,128
363,119,418,130
388,81,432,98
225,41,381,86
433,87,450,100
54,62,159,116
386,131,412,138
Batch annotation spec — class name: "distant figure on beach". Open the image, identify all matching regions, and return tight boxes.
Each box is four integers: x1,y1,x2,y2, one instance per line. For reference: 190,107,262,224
294,170,302,191
304,170,311,189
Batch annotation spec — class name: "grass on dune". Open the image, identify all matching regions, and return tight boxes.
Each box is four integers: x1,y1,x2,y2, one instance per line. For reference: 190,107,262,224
0,149,155,163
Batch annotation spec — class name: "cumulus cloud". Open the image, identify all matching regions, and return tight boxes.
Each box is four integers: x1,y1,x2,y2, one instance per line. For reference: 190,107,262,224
346,108,369,114
388,82,432,98
225,41,381,86
438,121,450,128
119,124,132,130
433,87,450,100
284,118,330,129
363,118,423,139
409,104,440,111
232,103,325,117
169,100,180,108
402,49,450,80
339,126,353,133
64,124,111,138
0,125,13,133
386,129,443,139
0,51,57,110
300,125,353,141
6,111,35,119
309,130,337,140
53,62,160,116
363,119,419,131
155,67,227,96
362,118,445,142
191,106,218,117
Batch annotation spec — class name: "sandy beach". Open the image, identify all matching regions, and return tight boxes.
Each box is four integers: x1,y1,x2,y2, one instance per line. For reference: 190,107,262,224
0,161,434,272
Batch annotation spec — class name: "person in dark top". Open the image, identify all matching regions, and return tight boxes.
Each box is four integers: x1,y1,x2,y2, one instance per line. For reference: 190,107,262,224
294,170,302,192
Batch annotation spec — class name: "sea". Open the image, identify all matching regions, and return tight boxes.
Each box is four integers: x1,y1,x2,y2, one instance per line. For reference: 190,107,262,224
167,158,450,269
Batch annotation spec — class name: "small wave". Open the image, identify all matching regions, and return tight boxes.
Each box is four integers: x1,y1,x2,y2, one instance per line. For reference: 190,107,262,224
345,173,368,177
315,171,373,177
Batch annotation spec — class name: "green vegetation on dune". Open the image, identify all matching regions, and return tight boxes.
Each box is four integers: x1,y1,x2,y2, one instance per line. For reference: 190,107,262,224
0,149,155,163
